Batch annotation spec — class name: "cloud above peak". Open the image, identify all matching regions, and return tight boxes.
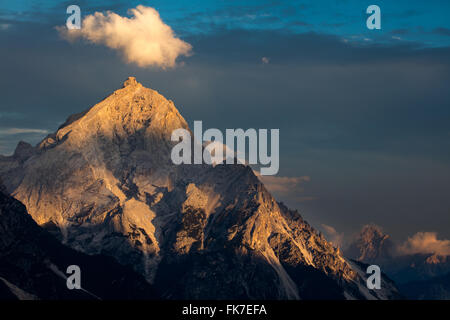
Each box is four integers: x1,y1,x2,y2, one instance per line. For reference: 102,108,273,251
398,232,450,257
59,6,192,68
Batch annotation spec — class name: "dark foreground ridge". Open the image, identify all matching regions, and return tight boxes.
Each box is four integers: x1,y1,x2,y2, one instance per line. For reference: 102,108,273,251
0,186,157,300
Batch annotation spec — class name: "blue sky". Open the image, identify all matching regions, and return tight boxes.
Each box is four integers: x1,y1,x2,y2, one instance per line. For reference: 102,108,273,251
1,0,450,45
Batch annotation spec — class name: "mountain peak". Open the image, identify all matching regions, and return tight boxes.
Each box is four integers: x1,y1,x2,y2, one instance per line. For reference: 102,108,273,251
13,141,34,161
123,76,140,88
360,224,388,241
35,77,188,154
0,82,400,300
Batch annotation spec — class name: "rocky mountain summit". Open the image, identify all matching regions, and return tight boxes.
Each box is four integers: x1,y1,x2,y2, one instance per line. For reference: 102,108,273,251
344,224,450,299
0,183,157,299
0,77,400,299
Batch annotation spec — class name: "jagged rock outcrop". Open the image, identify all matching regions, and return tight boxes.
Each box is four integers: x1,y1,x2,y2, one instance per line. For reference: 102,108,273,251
0,77,400,299
345,224,450,290
346,224,394,264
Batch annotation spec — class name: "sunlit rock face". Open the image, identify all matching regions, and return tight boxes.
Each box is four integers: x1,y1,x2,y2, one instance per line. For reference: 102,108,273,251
0,78,400,299
346,224,395,265
0,188,157,300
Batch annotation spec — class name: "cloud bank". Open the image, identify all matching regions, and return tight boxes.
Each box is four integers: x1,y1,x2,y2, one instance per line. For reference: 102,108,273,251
59,6,192,68
399,232,450,257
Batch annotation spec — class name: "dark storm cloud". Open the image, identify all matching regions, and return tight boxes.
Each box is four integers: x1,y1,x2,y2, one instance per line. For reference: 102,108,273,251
1,20,450,240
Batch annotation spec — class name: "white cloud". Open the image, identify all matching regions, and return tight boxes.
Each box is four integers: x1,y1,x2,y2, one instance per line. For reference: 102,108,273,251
0,128,49,135
398,232,450,257
58,5,192,68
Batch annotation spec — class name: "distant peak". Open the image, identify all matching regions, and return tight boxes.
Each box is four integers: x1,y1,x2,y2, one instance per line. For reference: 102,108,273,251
360,224,387,239
13,141,34,161
345,223,394,263
123,76,139,87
